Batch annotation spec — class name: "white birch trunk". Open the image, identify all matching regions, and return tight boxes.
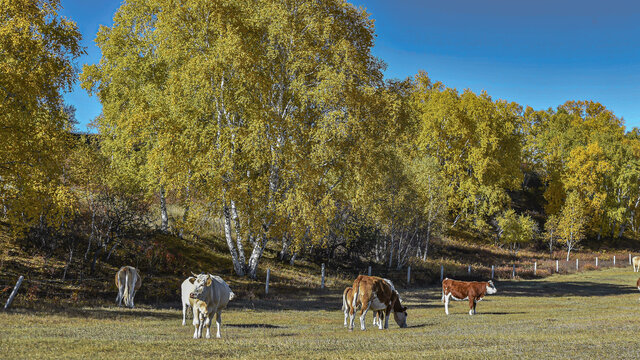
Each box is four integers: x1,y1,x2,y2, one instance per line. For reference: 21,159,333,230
223,205,245,276
247,236,268,279
160,185,168,233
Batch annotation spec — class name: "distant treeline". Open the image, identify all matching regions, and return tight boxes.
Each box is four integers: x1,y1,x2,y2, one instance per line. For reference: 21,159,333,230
3,0,639,279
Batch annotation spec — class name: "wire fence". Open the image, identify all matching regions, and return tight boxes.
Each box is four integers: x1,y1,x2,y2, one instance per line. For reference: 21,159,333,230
320,253,640,289
3,254,639,304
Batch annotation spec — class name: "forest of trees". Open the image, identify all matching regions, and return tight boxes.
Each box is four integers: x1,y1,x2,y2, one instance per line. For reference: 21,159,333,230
2,0,640,279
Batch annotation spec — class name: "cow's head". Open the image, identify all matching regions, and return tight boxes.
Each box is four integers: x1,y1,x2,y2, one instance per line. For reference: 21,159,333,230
189,273,212,300
392,293,408,328
486,280,497,295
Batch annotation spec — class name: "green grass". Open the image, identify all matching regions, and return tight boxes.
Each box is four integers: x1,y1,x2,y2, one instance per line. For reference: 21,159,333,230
1,267,639,359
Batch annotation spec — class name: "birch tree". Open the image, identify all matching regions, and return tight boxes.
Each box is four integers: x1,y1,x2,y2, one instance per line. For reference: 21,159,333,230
0,0,83,232
411,72,523,233
557,192,587,261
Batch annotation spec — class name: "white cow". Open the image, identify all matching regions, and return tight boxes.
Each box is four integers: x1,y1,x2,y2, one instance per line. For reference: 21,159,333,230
632,256,640,272
190,274,235,339
115,266,141,308
181,276,196,325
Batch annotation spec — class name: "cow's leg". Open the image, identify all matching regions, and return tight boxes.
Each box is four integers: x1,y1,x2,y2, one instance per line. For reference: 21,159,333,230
468,297,475,315
192,308,200,339
204,313,212,339
129,289,136,309
344,306,349,327
444,293,451,315
359,297,371,331
372,311,377,326
381,311,386,329
117,285,124,307
383,307,390,329
182,302,187,326
215,311,222,338
198,313,206,339
348,301,357,331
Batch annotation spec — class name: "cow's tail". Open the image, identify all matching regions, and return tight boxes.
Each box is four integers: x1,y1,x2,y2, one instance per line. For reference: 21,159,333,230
342,290,348,312
123,270,131,307
351,280,360,311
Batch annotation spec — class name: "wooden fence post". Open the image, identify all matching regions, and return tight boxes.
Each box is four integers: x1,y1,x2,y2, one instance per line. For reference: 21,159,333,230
596,257,598,267
440,265,444,283
321,263,325,289
512,264,516,279
3,276,23,311
614,256,616,266
576,258,579,270
630,253,632,265
407,266,411,285
556,260,559,273
265,269,270,295
534,261,537,275
468,265,471,275
368,266,372,276
491,265,494,279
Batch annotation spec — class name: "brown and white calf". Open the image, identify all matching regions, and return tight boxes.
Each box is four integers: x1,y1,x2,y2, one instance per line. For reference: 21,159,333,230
347,275,407,330
632,256,640,272
441,278,497,315
342,286,386,327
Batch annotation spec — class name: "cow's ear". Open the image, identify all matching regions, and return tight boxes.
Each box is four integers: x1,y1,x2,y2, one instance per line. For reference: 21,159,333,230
206,277,212,286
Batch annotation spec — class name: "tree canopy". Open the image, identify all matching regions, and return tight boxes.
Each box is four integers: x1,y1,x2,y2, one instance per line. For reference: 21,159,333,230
0,0,83,231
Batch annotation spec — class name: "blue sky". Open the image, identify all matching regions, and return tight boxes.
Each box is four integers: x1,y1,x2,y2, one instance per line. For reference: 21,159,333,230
61,0,640,132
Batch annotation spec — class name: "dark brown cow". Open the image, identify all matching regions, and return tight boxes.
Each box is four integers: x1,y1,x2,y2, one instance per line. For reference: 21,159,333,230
442,278,497,315
348,275,407,330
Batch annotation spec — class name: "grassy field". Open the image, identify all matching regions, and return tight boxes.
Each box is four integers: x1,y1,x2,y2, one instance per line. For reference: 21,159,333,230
1,267,639,359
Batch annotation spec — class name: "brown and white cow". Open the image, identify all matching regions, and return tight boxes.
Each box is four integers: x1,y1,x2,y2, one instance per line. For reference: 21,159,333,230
348,275,407,331
115,266,142,308
632,256,640,272
636,278,640,296
441,278,497,315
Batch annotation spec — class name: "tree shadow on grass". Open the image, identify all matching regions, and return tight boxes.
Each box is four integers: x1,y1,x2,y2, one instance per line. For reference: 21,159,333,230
5,306,178,321
480,311,526,315
226,323,282,329
405,323,430,329
498,281,636,297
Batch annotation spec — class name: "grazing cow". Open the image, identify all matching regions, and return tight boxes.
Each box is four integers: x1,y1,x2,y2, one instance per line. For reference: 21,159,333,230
115,266,141,308
442,278,497,315
632,256,640,272
348,275,408,331
637,278,640,296
181,276,196,326
189,274,235,339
